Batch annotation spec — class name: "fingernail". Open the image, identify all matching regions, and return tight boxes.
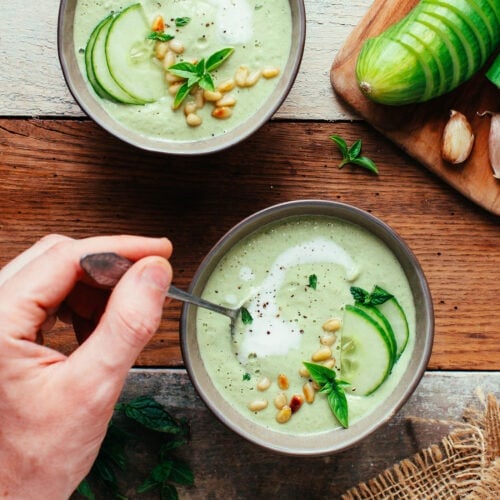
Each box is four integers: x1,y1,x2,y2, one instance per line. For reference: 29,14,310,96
141,258,171,291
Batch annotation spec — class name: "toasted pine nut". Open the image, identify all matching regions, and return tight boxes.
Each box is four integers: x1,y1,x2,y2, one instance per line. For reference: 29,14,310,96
216,94,236,107
262,66,280,79
311,380,321,391
151,15,165,32
320,333,337,346
248,399,268,412
322,358,336,369
186,113,202,127
203,89,222,102
274,392,287,410
277,373,289,390
289,394,304,413
276,405,292,423
312,346,332,362
155,41,169,60
217,78,236,93
165,72,184,84
168,38,185,54
163,50,176,70
194,88,205,109
168,82,182,96
183,101,197,115
299,365,310,378
245,70,261,87
235,65,250,87
257,376,271,391
212,106,232,119
322,318,342,332
303,381,315,404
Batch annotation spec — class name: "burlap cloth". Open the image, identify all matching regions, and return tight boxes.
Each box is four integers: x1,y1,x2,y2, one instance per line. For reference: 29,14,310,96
342,392,499,499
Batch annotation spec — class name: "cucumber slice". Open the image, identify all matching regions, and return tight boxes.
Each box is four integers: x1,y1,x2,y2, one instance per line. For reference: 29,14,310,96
91,15,143,104
376,297,409,359
106,3,165,102
340,305,393,396
85,15,117,100
355,303,397,366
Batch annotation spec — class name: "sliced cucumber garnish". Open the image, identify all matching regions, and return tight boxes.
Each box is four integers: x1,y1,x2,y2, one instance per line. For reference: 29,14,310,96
340,305,393,396
91,14,143,104
376,297,409,359
106,3,165,102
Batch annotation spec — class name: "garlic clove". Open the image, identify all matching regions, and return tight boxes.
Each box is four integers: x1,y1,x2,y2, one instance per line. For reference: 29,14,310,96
441,109,475,164
478,111,500,180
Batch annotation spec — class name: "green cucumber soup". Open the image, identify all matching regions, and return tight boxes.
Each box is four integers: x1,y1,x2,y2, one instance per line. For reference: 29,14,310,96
73,0,292,141
196,215,416,435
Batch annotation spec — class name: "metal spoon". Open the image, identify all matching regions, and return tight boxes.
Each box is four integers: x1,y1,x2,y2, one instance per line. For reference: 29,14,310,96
79,252,240,322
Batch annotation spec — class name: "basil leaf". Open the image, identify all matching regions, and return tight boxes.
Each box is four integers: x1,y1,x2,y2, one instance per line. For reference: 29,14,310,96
168,62,198,78
328,387,349,428
369,285,393,305
161,483,179,500
241,307,253,325
147,32,175,42
348,139,362,159
351,156,379,174
330,135,378,174
173,81,192,108
308,274,318,290
199,72,215,91
175,17,191,27
329,135,348,156
169,460,195,485
206,47,234,72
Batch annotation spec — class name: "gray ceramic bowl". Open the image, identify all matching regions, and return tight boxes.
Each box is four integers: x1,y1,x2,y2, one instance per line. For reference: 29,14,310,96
57,1,305,155
181,200,434,456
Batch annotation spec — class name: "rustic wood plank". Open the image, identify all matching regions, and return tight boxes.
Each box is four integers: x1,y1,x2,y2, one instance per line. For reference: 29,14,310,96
0,119,498,370
0,0,370,120
77,369,498,498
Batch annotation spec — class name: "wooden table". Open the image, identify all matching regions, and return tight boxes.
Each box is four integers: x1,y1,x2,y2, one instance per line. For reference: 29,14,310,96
1,1,498,497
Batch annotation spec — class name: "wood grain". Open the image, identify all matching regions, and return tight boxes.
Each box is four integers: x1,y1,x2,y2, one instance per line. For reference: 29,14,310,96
331,0,500,215
0,118,498,370
70,369,499,499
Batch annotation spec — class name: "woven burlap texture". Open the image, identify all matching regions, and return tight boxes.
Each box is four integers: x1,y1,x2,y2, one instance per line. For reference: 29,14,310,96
342,392,499,499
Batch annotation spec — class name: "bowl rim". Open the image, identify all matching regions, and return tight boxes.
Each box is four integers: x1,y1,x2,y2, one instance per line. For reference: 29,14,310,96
181,199,434,456
57,0,306,156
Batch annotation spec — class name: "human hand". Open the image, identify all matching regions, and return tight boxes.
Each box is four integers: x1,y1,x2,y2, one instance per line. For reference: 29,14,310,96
0,234,173,499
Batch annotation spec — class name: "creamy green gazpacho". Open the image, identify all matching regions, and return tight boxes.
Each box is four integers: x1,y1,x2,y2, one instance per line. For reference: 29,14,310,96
73,0,292,141
196,215,415,434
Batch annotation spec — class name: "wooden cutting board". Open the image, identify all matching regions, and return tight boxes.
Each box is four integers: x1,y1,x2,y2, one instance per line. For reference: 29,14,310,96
331,0,500,216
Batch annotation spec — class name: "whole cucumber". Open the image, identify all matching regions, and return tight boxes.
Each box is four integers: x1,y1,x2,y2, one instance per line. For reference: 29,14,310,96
355,0,500,105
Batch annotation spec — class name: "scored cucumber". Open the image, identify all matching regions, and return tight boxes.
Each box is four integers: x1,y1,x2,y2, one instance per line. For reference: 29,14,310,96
340,305,393,396
105,3,165,103
376,297,409,359
91,15,143,104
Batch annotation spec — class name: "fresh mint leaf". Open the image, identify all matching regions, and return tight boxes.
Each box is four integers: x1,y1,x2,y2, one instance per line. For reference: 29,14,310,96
350,285,393,306
350,286,370,304
242,372,251,381
308,274,318,290
147,31,174,42
303,362,349,428
175,17,191,27
241,307,253,325
330,135,378,174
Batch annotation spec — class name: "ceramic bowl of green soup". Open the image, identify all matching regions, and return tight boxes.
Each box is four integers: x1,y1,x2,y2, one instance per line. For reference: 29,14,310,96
181,200,434,455
58,0,305,155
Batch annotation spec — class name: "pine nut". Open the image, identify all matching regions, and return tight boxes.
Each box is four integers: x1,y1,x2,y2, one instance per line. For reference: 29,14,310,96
277,373,289,390
303,381,315,404
322,318,342,332
235,65,250,87
274,392,287,410
155,41,169,60
194,88,205,109
212,106,232,119
312,346,332,362
185,113,202,127
168,82,182,96
216,94,236,107
165,72,184,83
245,70,261,87
257,376,271,391
276,405,292,423
262,66,280,79
151,15,165,32
218,78,236,93
183,101,197,115
203,89,222,102
248,399,268,412
299,365,310,378
289,394,304,413
320,333,337,346
163,50,176,70
322,358,335,369
168,38,185,54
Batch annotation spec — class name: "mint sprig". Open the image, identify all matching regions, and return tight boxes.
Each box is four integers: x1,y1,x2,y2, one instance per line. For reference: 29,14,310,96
350,285,393,306
303,362,350,428
168,47,234,108
147,31,174,42
330,135,378,174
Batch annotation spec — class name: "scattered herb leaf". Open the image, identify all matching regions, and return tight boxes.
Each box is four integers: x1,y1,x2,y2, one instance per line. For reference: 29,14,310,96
243,372,251,381
169,47,234,108
175,16,191,27
350,285,393,306
308,274,318,290
147,31,175,42
241,306,253,325
303,362,350,428
329,135,378,174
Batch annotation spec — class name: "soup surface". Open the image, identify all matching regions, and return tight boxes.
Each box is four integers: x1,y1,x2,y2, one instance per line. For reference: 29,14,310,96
197,215,416,434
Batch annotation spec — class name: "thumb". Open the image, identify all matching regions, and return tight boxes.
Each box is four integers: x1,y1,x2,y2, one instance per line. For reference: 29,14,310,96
69,256,172,384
